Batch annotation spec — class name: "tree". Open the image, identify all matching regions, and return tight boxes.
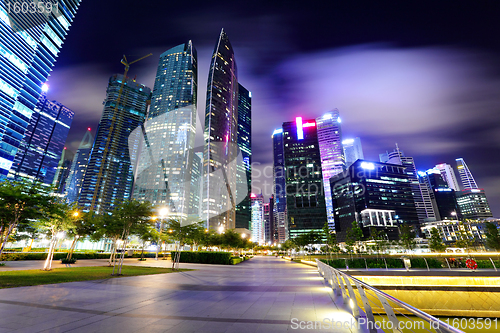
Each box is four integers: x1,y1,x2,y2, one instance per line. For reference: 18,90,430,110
484,222,500,251
36,199,75,270
345,221,363,254
0,180,52,258
112,200,153,274
399,223,417,253
136,224,158,260
322,222,336,259
66,210,97,260
428,227,446,252
369,227,389,256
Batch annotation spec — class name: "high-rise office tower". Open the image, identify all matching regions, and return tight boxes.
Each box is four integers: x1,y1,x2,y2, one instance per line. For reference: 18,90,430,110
316,110,345,230
0,1,82,177
272,128,287,242
235,83,251,229
330,160,419,242
53,147,74,194
456,158,478,189
435,163,460,191
424,168,460,220
416,171,440,221
269,195,276,243
282,117,327,239
78,74,151,213
343,137,364,167
250,193,264,244
188,152,203,218
380,147,437,224
202,29,239,230
132,42,197,221
9,93,74,185
263,201,271,243
456,189,493,220
65,128,93,203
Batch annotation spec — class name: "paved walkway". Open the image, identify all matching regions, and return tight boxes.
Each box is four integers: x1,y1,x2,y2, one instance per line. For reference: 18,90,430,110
0,256,372,333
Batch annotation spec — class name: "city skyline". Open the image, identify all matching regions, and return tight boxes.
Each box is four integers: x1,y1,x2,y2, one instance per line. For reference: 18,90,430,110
43,1,500,216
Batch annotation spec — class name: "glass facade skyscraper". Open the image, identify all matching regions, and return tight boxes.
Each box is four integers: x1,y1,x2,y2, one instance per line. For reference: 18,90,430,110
235,83,251,229
272,128,287,242
330,160,419,242
202,29,239,230
78,74,151,213
52,147,74,194
343,137,364,167
316,109,344,230
456,158,478,190
456,189,493,220
65,128,93,203
282,117,327,239
132,42,197,221
435,163,460,191
9,93,74,185
0,1,82,177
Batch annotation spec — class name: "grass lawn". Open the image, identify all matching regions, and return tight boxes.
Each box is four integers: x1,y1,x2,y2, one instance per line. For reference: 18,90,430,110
0,266,192,289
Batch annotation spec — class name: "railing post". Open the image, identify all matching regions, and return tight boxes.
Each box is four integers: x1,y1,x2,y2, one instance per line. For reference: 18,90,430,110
343,274,360,318
375,293,401,333
423,257,430,271
445,258,452,270
353,280,377,333
489,258,498,272
336,271,349,305
331,268,342,297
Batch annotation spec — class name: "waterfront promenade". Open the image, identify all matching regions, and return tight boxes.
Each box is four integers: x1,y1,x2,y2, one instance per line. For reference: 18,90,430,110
0,256,369,333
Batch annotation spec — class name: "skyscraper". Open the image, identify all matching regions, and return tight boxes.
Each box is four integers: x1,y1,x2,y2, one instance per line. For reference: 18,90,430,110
250,193,264,244
343,137,364,167
456,158,478,189
316,110,345,230
235,83,251,229
53,147,74,194
0,1,82,177
9,93,74,185
78,74,151,213
456,189,493,220
188,152,203,217
423,168,460,220
272,128,287,242
435,163,460,191
65,128,93,203
282,117,327,239
380,147,438,223
330,160,419,242
202,29,239,230
132,42,197,221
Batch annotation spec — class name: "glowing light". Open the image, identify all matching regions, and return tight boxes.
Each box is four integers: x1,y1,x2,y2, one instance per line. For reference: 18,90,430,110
250,193,256,198
159,208,169,217
241,233,246,238
360,162,375,170
296,117,304,140
417,171,427,177
470,189,481,193
349,299,354,309
342,139,354,145
322,113,332,120
272,128,283,136
64,147,67,150
87,127,91,131
42,83,49,92
218,226,224,234
338,117,342,123
303,122,316,127
73,211,79,217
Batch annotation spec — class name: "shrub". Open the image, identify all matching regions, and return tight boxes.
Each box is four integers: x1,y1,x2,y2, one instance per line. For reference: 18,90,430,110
475,259,500,269
173,251,233,265
0,262,5,266
61,258,77,264
410,258,442,269
231,257,242,265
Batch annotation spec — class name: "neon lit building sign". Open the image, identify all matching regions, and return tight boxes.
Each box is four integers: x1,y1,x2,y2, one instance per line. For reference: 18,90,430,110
303,122,316,127
296,117,303,140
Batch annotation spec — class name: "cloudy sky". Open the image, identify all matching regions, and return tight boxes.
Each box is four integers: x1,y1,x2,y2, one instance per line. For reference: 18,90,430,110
47,0,500,215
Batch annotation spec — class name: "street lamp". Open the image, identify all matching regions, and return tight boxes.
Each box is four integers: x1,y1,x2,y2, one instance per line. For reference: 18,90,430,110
241,233,246,239
73,211,79,218
218,226,224,234
451,211,458,221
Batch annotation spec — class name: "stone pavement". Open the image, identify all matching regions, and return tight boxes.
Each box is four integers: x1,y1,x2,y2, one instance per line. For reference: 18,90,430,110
0,256,371,333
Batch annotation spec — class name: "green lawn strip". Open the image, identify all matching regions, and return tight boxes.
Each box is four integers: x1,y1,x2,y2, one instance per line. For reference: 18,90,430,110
0,266,193,289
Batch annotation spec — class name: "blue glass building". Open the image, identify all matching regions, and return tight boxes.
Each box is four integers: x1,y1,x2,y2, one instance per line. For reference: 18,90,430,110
272,128,287,242
235,83,251,230
65,128,92,203
9,93,74,185
0,1,82,177
78,74,151,213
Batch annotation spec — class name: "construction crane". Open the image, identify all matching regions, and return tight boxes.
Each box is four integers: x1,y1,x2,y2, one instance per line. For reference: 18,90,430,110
89,53,152,212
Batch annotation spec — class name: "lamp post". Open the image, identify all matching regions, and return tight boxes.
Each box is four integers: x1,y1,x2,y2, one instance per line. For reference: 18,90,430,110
156,208,168,260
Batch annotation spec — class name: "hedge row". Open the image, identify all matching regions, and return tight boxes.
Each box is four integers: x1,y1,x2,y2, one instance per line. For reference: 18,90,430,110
322,257,442,269
0,252,110,261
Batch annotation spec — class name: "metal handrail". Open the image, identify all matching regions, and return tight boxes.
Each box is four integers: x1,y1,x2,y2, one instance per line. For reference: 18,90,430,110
316,259,465,333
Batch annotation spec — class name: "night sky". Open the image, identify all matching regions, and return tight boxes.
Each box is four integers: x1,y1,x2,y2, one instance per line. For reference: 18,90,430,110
47,1,500,216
